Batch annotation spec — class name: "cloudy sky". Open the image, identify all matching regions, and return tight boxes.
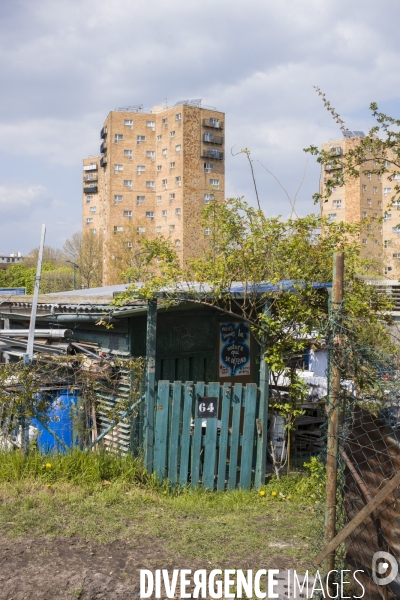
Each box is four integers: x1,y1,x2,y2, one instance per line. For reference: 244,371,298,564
0,0,399,254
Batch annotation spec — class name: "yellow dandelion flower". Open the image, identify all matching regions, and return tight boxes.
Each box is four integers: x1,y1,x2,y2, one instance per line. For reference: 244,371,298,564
287,496,291,500
271,491,277,496
259,490,266,496
45,463,52,468
46,484,51,488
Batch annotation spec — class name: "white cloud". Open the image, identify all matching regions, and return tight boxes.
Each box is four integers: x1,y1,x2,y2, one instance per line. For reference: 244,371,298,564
0,185,53,219
1,0,400,250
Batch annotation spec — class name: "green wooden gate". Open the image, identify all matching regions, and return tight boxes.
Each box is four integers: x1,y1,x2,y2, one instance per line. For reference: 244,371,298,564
144,381,268,490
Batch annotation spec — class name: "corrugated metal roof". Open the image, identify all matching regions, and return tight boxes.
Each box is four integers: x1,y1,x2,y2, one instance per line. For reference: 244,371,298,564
0,280,332,315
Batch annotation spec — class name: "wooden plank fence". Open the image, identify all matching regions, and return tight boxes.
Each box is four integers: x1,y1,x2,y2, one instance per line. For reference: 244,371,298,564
144,381,268,490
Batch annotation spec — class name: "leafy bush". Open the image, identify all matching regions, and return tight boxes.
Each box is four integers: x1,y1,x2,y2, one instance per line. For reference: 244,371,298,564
259,457,326,503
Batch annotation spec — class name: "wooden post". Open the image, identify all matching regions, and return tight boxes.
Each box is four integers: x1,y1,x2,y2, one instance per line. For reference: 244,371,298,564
255,300,270,488
144,298,157,472
325,252,344,574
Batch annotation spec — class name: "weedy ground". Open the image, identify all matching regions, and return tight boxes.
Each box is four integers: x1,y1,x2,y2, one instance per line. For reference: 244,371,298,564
0,451,324,600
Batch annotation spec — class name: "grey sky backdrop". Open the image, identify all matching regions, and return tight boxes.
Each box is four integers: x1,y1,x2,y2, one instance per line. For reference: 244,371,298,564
0,0,399,254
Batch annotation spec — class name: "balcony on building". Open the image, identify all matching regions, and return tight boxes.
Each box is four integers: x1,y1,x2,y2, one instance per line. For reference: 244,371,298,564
83,176,98,183
203,133,224,145
201,149,224,160
100,156,107,168
83,186,98,194
100,127,107,139
203,118,224,130
100,141,107,154
330,146,343,156
324,163,342,172
83,163,98,171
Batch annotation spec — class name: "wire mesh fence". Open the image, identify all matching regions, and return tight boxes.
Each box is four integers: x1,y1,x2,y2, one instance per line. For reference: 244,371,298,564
312,297,400,600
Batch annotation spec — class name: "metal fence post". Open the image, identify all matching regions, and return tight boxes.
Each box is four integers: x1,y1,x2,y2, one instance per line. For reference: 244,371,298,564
255,299,271,488
144,298,157,472
325,252,344,574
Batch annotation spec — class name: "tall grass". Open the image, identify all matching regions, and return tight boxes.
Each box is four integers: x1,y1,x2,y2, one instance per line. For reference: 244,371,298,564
0,449,155,487
0,450,325,504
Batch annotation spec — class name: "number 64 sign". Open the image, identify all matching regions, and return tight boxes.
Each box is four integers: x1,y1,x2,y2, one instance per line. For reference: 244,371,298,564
197,397,218,418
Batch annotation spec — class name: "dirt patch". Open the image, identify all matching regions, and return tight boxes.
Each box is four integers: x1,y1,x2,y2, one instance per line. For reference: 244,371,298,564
0,535,297,600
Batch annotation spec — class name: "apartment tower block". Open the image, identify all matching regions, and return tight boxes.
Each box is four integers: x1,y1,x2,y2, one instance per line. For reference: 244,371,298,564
320,132,400,276
82,100,225,284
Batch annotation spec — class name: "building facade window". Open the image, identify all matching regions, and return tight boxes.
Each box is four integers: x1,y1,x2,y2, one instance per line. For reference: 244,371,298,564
124,150,133,159
146,121,155,128
114,195,123,204
124,180,132,188
90,206,96,214
114,134,124,143
333,199,342,208
157,135,162,142
86,218,93,225
137,227,146,233
162,210,167,217
137,135,146,144
328,213,337,221
170,131,175,138
146,181,155,189
384,187,392,196
175,113,182,121
124,211,132,217
145,212,154,219
175,145,181,152
175,208,181,216
137,165,146,174
204,162,214,172
156,195,162,204
169,193,175,200
124,120,133,129
204,193,214,204
210,179,219,188
170,162,175,169
146,151,155,160
137,196,145,205
114,164,123,174
373,186,378,194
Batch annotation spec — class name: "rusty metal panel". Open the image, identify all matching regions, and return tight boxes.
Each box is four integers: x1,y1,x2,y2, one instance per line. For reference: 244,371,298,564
343,406,400,600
